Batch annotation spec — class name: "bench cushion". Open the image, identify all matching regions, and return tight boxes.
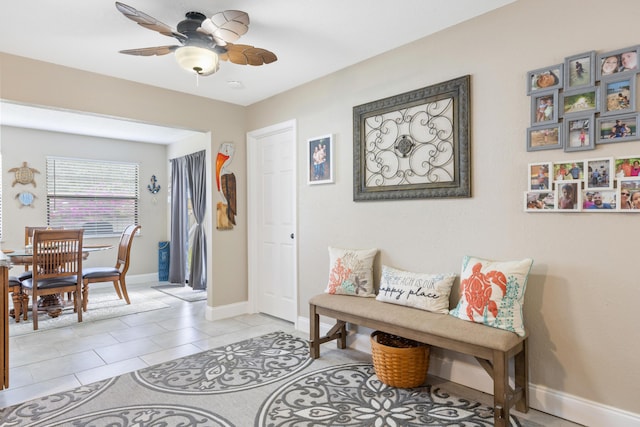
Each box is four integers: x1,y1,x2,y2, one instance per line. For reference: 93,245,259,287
310,293,525,352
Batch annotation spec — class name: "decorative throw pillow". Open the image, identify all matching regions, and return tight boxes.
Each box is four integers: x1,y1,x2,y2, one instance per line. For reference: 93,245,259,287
325,247,378,297
376,265,456,314
449,256,533,336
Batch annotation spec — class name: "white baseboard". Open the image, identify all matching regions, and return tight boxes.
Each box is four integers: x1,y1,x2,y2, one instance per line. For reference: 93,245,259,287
205,301,250,321
296,315,640,427
127,273,158,284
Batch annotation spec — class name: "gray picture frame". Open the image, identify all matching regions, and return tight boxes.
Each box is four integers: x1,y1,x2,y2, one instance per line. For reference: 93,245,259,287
526,124,562,152
600,76,636,117
596,113,640,144
564,113,595,152
526,64,563,95
596,45,640,80
561,86,599,118
530,89,559,126
564,51,596,90
352,75,471,201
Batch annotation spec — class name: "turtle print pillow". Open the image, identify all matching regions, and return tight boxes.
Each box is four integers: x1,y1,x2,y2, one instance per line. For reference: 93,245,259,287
324,247,378,297
449,256,533,336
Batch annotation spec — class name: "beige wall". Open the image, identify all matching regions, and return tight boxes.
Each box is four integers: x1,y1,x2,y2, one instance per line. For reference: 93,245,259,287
0,53,249,307
246,0,640,418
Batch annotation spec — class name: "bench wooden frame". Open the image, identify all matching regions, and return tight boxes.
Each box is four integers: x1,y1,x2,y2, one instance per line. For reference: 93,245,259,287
309,294,529,427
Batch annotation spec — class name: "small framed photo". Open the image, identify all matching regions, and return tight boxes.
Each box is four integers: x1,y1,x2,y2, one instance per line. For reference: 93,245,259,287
600,77,635,117
524,190,556,211
561,87,598,118
531,90,558,126
564,51,596,90
564,114,595,152
526,64,563,94
617,177,640,211
614,156,640,179
527,124,562,151
307,134,334,185
528,162,552,190
585,157,614,190
582,189,616,211
553,160,585,182
555,182,581,211
596,113,639,144
596,45,640,80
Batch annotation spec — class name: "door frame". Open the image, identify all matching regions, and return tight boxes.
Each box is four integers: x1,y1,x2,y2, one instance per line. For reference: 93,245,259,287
246,119,298,324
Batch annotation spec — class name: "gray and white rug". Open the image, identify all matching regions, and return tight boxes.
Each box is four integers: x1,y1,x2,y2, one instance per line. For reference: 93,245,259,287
0,331,524,426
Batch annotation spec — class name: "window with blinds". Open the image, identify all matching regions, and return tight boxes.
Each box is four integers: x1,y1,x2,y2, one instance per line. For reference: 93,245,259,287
46,157,139,237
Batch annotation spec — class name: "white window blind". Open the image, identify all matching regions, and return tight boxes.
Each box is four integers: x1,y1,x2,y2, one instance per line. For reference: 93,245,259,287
46,157,139,237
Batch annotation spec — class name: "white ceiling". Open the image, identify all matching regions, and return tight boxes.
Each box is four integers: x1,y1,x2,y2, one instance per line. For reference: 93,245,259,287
0,0,515,141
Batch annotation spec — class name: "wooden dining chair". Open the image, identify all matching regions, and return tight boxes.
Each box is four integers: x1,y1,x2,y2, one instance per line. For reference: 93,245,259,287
20,229,84,330
22,226,64,273
82,224,141,312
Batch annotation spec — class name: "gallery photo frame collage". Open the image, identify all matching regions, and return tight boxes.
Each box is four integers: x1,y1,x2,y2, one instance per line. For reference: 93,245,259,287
525,156,640,212
526,45,640,152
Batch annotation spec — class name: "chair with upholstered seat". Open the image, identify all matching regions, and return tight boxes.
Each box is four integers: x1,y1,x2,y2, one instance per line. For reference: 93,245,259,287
23,226,64,273
82,224,141,311
20,229,84,330
8,276,27,322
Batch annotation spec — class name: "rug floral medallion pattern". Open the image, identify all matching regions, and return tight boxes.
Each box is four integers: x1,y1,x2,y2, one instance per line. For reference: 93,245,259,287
133,331,312,394
0,332,524,426
257,363,520,427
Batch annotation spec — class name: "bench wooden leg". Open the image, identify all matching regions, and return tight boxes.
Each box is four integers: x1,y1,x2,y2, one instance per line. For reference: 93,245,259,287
309,303,320,359
515,338,530,413
493,350,509,427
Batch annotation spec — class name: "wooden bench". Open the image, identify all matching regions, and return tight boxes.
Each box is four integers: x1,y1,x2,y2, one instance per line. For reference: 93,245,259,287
309,293,529,427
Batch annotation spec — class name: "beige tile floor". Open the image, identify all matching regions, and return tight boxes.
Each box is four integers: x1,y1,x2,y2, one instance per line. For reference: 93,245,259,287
0,281,582,426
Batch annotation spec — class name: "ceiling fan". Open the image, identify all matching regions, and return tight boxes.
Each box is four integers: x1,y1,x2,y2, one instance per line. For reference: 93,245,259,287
115,2,277,76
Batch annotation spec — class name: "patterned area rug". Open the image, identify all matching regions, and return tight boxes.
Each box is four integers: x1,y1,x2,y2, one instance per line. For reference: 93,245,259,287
0,331,524,426
151,284,207,302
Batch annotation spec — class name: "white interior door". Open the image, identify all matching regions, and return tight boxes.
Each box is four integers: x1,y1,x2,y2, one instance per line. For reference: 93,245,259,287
247,120,297,323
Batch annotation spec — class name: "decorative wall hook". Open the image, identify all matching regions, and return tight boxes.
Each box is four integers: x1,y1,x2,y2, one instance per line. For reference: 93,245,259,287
147,175,161,194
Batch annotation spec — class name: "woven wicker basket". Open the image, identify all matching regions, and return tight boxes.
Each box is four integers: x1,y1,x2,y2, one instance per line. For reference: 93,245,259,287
370,331,430,388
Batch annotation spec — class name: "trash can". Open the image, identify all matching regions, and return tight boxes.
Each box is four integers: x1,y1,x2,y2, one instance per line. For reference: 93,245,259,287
158,241,170,281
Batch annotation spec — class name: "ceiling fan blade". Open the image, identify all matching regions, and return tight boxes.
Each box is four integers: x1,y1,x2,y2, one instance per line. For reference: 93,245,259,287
199,11,249,44
115,2,187,43
221,44,277,66
119,46,179,56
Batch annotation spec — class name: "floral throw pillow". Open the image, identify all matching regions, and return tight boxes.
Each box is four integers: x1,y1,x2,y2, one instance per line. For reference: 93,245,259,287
376,265,456,314
324,247,378,297
449,256,533,336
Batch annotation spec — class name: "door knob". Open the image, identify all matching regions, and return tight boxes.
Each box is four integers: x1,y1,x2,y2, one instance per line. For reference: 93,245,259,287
290,233,295,239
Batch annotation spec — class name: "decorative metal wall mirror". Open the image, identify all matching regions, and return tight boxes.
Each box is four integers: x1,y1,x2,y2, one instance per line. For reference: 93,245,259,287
353,75,471,201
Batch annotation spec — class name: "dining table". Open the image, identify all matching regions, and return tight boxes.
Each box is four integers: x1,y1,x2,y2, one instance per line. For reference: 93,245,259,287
3,245,113,318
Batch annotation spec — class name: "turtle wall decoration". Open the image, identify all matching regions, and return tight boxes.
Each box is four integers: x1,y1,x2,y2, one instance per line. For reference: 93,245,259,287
9,161,40,187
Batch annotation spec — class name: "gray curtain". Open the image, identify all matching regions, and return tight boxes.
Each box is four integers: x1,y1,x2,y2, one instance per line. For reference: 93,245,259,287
168,151,207,289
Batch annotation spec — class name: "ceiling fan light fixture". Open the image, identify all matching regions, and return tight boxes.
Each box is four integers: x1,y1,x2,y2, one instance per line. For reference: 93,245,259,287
175,46,219,75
